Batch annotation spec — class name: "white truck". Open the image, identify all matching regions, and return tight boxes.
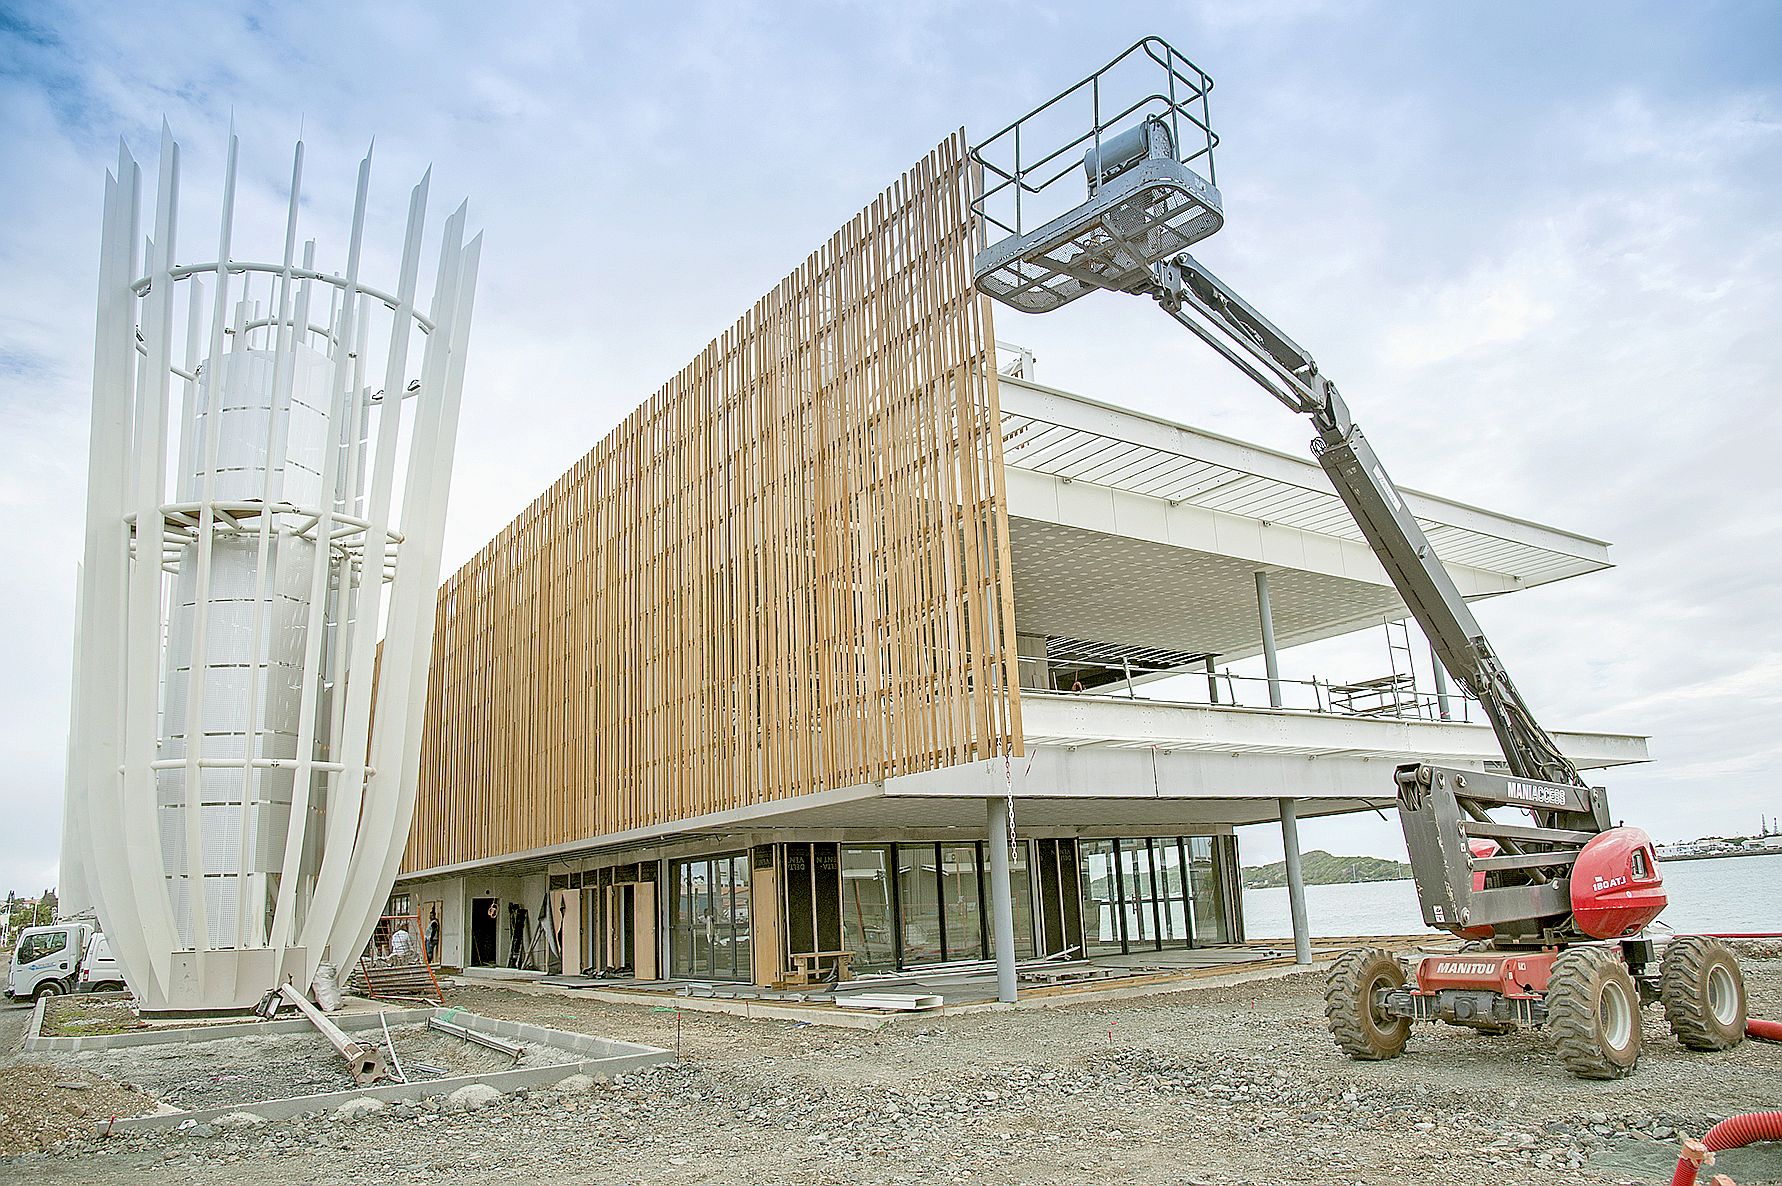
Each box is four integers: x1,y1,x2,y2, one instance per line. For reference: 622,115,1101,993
76,933,127,993
5,921,96,1003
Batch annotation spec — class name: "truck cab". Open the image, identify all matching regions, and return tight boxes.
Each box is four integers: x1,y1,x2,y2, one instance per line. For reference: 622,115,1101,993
6,922,95,1003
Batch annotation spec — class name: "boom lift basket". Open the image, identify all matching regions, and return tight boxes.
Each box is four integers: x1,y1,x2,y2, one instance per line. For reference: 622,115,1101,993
969,37,1224,314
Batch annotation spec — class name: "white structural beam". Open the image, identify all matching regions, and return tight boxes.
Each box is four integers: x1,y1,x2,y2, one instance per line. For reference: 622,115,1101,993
391,704,1648,883
1016,693,1649,771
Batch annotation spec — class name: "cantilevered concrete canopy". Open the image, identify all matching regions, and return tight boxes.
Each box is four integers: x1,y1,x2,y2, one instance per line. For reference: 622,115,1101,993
399,691,1649,880
1000,375,1611,660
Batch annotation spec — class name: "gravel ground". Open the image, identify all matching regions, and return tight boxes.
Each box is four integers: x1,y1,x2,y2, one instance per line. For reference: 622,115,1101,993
3,945,1778,1185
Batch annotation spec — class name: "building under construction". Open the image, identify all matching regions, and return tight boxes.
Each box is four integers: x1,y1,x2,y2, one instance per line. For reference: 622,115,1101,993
390,134,1644,991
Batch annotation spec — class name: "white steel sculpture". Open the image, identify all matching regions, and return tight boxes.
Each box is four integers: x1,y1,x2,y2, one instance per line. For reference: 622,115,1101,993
62,124,480,1012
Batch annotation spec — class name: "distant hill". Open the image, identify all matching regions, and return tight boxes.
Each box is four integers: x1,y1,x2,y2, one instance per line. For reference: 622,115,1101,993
1243,850,1411,889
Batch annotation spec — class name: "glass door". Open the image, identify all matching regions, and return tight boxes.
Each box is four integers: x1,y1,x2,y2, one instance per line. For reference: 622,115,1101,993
1116,839,1161,952
669,852,750,981
940,843,985,962
840,846,898,973
1188,836,1230,944
1080,840,1123,956
1155,840,1191,947
896,845,945,965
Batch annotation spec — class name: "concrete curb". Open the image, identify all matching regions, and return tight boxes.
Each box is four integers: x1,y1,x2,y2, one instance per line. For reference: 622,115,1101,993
40,1008,670,1135
26,1004,439,1052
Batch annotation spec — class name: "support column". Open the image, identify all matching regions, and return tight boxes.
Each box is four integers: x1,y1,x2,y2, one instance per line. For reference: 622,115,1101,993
1279,798,1312,966
1430,643,1452,720
1255,570,1282,708
1204,655,1220,705
986,797,1018,1003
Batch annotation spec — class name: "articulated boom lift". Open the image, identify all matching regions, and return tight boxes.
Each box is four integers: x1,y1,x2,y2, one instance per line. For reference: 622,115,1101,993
969,37,1748,1079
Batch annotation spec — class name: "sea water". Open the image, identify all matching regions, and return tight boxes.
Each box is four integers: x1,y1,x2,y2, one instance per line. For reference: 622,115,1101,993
1242,852,1782,939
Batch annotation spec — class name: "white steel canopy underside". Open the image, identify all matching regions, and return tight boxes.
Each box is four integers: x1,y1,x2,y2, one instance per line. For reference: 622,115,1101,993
997,375,1612,660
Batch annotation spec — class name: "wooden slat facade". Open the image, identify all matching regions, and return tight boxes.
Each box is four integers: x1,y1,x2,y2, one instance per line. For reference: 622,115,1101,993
401,135,1022,876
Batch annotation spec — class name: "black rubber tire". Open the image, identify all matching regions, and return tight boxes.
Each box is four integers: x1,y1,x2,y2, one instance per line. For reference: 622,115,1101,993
31,980,64,1002
1660,936,1747,1051
1325,947,1410,1060
1547,946,1641,1079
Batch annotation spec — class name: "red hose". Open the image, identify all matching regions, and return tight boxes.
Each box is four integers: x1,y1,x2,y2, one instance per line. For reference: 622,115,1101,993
1672,1112,1782,1186
1704,932,1782,939
1750,1017,1782,1042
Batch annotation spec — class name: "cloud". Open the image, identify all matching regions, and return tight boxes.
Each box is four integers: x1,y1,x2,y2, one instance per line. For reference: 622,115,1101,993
1,2,1779,894
1380,239,1566,368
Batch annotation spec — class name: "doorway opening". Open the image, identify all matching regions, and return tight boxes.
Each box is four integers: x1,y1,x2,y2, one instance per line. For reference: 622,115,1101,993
469,896,499,967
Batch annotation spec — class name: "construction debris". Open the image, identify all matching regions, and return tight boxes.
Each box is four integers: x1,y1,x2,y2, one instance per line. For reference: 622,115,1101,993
831,992,943,1012
277,985,386,1086
427,1015,524,1061
349,914,447,1003
378,1012,409,1083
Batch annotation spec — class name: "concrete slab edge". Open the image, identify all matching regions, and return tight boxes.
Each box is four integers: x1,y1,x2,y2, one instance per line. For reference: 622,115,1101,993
504,980,895,1030
938,956,1334,1014
501,960,1334,1026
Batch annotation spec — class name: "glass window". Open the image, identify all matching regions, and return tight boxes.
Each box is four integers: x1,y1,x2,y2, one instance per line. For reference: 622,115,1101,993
987,840,1037,961
1080,840,1123,956
940,843,984,962
896,845,944,965
1188,836,1230,944
18,931,68,964
840,846,898,973
669,862,694,979
1154,840,1190,946
669,852,750,981
1117,839,1160,951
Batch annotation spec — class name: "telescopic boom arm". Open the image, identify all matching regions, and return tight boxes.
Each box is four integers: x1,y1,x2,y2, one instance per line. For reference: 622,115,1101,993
1148,253,1584,792
967,37,1634,943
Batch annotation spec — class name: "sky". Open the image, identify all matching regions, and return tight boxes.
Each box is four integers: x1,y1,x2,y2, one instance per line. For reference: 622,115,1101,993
1,1,1778,892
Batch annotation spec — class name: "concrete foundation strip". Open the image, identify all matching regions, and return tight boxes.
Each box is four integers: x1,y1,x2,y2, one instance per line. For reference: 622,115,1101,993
22,1007,668,1134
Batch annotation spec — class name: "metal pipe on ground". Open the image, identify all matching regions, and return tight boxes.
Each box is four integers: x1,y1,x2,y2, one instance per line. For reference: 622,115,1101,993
277,985,386,1085
379,1010,409,1083
428,1015,524,1061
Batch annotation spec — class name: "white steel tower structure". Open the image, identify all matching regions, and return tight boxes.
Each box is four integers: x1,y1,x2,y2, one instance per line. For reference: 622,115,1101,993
62,125,480,1012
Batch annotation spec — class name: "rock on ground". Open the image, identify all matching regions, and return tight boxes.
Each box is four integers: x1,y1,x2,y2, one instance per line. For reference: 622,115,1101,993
445,1083,502,1113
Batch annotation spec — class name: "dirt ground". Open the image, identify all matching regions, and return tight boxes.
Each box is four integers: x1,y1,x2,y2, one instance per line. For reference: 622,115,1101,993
2,945,1778,1185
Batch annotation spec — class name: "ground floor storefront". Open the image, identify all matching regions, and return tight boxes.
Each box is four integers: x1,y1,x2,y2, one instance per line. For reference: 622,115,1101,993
397,830,1244,987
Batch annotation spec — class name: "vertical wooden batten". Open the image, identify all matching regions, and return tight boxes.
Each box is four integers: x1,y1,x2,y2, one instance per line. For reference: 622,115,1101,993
403,135,1020,876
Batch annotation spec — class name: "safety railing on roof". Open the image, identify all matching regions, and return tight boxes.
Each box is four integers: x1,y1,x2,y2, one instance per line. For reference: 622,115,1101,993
1020,654,1475,723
